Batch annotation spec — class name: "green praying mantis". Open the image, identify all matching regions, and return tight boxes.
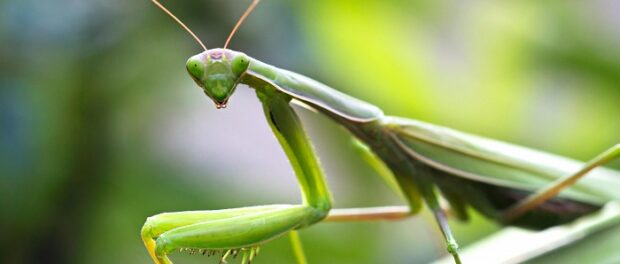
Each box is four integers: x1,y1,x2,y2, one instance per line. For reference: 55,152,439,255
141,1,620,263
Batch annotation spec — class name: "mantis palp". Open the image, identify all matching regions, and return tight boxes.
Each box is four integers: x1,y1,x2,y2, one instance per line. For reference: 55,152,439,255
141,1,620,263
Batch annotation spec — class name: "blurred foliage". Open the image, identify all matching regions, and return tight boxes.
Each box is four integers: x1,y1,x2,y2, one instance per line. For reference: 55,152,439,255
0,0,618,264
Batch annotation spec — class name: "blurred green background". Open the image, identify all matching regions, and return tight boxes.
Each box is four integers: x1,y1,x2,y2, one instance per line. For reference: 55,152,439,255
1,0,619,263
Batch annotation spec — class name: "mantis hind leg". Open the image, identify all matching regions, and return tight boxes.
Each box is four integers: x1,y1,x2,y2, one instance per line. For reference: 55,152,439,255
503,144,620,222
142,205,317,264
421,186,462,264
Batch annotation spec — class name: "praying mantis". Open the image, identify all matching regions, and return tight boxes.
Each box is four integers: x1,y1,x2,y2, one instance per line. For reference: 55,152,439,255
141,1,620,263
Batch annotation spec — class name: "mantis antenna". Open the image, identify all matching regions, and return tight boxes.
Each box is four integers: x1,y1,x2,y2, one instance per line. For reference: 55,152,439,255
223,0,260,49
151,0,208,51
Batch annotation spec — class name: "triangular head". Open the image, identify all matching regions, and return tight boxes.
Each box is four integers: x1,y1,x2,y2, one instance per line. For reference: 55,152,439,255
150,0,258,109
186,49,250,108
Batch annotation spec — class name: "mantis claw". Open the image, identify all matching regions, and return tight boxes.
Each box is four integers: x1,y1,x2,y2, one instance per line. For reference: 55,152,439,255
249,247,258,263
220,249,232,264
241,250,249,264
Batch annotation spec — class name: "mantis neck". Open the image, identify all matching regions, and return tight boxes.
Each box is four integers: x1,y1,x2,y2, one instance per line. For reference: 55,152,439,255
242,57,384,123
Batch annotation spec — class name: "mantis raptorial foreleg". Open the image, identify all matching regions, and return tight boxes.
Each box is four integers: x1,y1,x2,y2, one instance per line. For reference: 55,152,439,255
140,88,333,264
503,144,620,222
256,88,332,214
142,205,316,264
142,205,290,262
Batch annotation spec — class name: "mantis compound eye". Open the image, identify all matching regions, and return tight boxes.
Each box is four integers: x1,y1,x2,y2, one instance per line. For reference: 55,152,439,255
186,57,206,82
231,53,250,77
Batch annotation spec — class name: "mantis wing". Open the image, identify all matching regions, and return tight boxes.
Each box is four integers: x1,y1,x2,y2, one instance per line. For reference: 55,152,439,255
389,116,620,205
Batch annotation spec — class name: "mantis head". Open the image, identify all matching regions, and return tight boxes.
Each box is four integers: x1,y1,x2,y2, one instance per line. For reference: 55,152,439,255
186,49,250,108
151,0,259,108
